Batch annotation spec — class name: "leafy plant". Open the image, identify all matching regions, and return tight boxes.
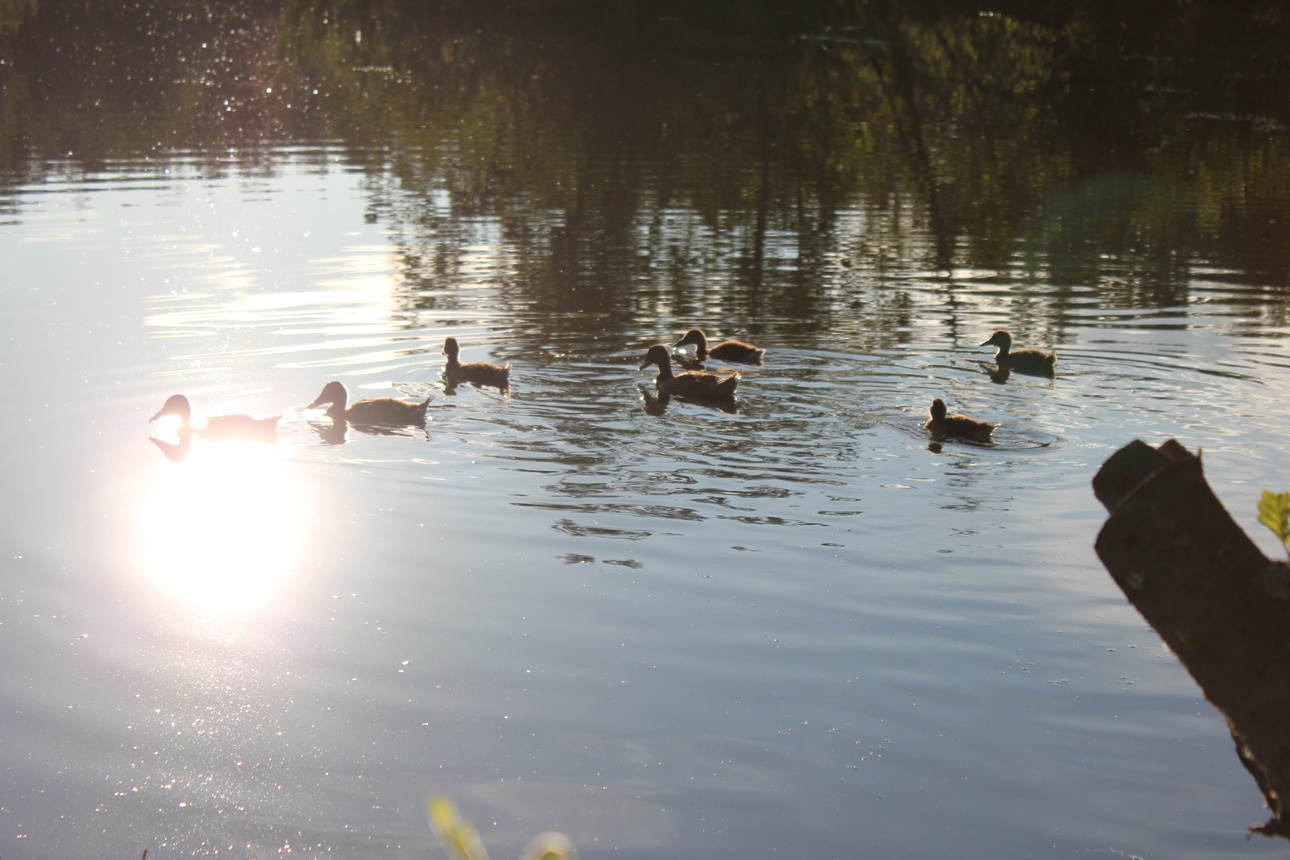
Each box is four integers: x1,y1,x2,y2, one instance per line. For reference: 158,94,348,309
429,795,489,860
1257,491,1290,562
428,794,577,860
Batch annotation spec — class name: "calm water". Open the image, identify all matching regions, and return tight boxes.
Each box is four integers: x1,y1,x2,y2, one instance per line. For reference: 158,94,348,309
4,4,1290,858
1,147,1288,860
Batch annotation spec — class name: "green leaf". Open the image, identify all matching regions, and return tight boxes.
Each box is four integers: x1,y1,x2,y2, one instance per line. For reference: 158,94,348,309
1257,491,1290,561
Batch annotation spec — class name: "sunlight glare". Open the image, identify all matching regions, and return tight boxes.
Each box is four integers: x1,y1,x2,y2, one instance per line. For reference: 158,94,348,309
143,444,302,613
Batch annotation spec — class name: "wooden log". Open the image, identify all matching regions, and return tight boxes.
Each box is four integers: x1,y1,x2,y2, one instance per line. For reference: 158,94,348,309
1094,439,1290,838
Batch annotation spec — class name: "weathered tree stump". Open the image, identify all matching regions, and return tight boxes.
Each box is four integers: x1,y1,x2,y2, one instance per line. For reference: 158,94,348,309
1094,439,1290,838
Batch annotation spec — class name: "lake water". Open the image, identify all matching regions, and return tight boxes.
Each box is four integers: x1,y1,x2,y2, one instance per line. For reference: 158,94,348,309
3,145,1287,860
4,6,1290,860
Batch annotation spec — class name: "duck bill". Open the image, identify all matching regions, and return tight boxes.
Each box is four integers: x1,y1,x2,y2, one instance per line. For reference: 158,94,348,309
148,408,166,422
307,396,328,410
639,359,652,370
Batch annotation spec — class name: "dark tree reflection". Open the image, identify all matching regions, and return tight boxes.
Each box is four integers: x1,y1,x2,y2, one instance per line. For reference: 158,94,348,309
3,0,1290,324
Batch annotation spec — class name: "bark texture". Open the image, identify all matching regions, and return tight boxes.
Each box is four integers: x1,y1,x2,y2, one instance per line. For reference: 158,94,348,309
1094,439,1290,838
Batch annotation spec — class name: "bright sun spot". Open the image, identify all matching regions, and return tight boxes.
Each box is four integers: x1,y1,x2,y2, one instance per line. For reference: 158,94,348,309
142,443,302,613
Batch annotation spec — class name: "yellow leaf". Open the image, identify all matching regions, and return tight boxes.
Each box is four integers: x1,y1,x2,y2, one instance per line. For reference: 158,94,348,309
427,795,489,860
1257,491,1290,561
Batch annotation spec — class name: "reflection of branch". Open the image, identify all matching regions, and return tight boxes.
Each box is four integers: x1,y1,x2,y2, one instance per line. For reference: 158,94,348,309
859,26,954,269
1094,439,1290,839
928,25,998,159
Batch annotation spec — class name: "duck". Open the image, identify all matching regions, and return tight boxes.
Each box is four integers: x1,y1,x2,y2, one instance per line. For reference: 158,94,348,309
307,381,433,426
443,337,511,392
673,328,765,364
149,394,279,442
639,344,739,401
924,398,997,441
980,329,1056,375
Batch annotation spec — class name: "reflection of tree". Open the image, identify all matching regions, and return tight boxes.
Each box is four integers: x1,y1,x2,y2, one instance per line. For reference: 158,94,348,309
3,0,1290,309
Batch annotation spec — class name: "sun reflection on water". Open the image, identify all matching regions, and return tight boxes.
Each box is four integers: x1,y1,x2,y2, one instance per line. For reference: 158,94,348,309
143,443,302,613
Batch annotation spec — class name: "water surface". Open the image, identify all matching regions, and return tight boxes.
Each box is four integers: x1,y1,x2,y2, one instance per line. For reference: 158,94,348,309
4,5,1290,859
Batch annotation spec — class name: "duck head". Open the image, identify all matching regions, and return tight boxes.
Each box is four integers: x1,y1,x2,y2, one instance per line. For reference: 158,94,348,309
308,381,349,411
929,398,948,420
981,329,1012,349
443,337,461,359
150,394,192,424
674,329,708,349
639,344,672,371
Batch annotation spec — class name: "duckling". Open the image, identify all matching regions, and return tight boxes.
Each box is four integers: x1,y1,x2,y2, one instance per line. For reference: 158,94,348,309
674,328,765,364
149,394,279,442
639,344,739,401
924,398,997,441
980,329,1056,375
308,381,433,426
443,337,511,392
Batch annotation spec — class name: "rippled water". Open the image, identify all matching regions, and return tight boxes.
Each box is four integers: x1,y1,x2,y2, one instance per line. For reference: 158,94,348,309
3,148,1289,859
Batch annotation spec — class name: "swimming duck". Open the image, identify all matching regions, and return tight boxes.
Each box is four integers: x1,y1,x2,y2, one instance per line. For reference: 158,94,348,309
639,344,739,401
673,328,765,364
149,394,279,442
980,329,1056,375
924,398,997,441
443,337,511,392
308,381,433,426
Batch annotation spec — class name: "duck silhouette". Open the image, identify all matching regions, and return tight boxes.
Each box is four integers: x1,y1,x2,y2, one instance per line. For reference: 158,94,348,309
980,329,1056,376
673,328,765,364
149,394,279,443
639,344,739,403
307,381,433,426
443,337,511,392
923,398,997,442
